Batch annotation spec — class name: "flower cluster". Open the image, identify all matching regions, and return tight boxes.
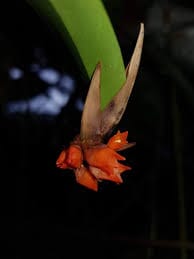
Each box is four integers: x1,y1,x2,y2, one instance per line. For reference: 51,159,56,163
56,131,132,191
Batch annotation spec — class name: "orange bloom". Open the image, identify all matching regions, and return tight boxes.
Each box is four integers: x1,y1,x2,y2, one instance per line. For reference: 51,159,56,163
84,146,130,175
56,144,83,169
107,131,128,150
56,131,133,191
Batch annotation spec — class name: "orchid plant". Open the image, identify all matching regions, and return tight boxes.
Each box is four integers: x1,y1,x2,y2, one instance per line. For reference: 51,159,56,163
56,24,144,191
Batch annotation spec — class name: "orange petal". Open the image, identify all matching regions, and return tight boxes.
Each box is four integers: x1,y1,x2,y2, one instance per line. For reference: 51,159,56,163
56,150,68,169
84,146,127,175
89,166,123,183
116,142,136,151
66,145,83,169
57,163,69,169
113,163,131,174
75,166,98,191
107,131,128,150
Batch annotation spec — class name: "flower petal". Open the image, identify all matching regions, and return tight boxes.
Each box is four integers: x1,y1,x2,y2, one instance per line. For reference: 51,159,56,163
89,166,123,183
107,131,128,150
113,163,131,174
56,150,68,169
84,146,129,175
66,145,83,169
75,166,98,191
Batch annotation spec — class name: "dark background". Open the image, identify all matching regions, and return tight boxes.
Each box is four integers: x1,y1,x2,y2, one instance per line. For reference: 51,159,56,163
0,0,194,258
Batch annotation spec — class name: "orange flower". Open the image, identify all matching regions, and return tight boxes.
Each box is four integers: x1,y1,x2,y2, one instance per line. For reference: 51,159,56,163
84,145,130,175
56,131,132,191
56,144,83,169
107,131,128,150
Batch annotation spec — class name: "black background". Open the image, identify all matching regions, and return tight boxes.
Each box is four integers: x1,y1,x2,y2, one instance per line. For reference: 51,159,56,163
0,0,194,258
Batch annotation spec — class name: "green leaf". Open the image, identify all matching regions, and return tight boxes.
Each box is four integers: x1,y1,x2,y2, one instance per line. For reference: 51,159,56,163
26,0,126,109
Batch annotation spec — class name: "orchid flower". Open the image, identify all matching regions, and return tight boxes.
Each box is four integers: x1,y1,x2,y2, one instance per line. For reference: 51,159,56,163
56,23,144,191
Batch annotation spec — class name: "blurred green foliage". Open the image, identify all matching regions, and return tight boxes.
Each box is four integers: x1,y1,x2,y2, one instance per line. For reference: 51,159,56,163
27,0,126,109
